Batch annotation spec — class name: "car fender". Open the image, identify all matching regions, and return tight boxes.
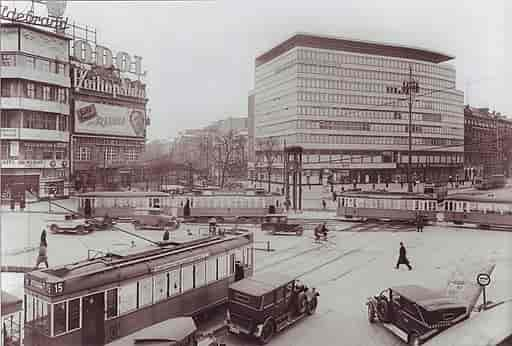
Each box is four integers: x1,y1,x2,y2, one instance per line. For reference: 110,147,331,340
255,316,274,338
367,297,378,308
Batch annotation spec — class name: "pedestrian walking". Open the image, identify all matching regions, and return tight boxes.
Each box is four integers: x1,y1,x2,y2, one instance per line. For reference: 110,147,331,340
322,199,326,210
162,228,170,241
40,229,47,247
35,240,49,269
395,242,412,270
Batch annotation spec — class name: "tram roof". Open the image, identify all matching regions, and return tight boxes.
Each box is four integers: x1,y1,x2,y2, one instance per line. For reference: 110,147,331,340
25,233,252,298
1,290,23,315
78,191,170,198
230,272,296,296
106,317,197,346
339,191,436,200
446,193,512,204
390,285,465,312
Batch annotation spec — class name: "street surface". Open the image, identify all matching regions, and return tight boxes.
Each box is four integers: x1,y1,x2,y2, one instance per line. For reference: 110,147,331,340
1,195,511,346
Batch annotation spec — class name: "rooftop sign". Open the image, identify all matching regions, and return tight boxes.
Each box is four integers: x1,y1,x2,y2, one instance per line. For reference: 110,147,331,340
0,5,68,31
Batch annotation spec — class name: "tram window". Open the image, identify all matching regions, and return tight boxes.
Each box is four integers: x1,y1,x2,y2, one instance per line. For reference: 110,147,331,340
154,273,167,302
25,295,34,322
182,264,194,292
106,288,118,318
153,198,161,208
68,298,80,330
138,278,153,308
206,257,217,284
168,268,181,297
53,302,67,335
218,254,228,279
229,253,236,274
194,261,206,288
119,281,137,314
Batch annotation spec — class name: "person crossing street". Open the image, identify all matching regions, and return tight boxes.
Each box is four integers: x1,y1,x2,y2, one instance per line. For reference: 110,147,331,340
395,242,412,270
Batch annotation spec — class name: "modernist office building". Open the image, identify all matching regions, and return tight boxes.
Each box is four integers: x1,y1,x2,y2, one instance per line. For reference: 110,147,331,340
252,33,464,185
1,23,71,199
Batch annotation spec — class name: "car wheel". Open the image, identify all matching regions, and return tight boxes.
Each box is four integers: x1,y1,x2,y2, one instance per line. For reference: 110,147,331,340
367,303,376,323
76,225,85,234
259,320,275,345
133,220,141,229
297,294,307,315
50,224,59,233
408,333,421,346
306,297,318,315
296,228,303,236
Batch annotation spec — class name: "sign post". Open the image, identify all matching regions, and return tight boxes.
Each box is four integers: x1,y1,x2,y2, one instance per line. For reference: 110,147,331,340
476,272,491,310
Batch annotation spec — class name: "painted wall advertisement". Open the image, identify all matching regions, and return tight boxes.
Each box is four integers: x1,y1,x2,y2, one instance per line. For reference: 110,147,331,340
74,101,145,138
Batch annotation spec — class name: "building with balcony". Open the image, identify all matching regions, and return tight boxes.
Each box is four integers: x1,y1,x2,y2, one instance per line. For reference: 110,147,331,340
251,33,465,187
1,23,71,199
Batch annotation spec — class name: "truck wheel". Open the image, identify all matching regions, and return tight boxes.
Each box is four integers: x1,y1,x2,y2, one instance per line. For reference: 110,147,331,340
50,224,59,233
259,320,275,345
306,297,318,315
408,333,420,346
367,303,376,323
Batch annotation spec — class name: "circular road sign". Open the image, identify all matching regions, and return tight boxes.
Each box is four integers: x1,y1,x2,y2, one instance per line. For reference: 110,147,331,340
476,273,491,287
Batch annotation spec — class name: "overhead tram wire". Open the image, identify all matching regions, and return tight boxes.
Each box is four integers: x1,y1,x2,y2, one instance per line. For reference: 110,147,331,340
42,197,160,246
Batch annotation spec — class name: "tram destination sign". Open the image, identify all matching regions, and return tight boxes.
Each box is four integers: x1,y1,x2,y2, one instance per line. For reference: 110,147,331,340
0,5,69,31
25,277,65,296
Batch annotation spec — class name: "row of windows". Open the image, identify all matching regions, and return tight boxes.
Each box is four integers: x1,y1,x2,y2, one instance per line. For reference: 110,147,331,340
296,133,464,147
296,120,460,136
297,92,461,113
1,79,68,103
1,53,67,76
74,146,141,162
25,248,252,337
300,152,463,164
1,141,67,160
296,106,444,122
1,110,67,131
296,64,455,90
296,49,455,78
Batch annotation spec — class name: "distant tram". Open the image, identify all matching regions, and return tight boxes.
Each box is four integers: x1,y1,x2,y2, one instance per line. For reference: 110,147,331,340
77,191,283,223
337,191,439,222
443,194,512,228
23,231,254,346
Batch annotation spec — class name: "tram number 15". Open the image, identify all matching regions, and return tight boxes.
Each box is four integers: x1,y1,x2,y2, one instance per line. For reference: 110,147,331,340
48,282,64,295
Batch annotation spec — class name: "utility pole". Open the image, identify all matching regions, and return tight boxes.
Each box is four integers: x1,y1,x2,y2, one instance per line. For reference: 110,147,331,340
408,65,413,193
405,65,419,193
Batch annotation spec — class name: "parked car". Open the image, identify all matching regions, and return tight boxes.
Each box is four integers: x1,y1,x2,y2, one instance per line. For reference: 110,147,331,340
88,214,116,230
367,285,469,345
131,208,181,230
261,214,303,236
226,272,319,344
47,214,95,235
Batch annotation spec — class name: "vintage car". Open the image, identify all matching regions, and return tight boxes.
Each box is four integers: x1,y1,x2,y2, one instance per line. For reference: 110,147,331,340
226,272,319,344
260,214,303,236
131,208,181,230
367,285,469,345
47,214,95,235
106,316,225,346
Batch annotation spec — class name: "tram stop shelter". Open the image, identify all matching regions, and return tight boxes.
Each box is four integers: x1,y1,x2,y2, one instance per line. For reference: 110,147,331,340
1,290,22,346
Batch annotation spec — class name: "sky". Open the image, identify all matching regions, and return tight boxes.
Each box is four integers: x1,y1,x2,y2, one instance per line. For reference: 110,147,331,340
7,0,509,141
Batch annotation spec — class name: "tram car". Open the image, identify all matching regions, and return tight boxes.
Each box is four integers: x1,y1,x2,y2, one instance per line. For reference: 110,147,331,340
77,191,283,224
337,191,439,223
442,193,512,228
1,290,23,346
23,231,254,346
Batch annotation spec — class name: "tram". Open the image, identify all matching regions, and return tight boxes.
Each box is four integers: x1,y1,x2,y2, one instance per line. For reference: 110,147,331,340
1,290,23,346
23,231,254,346
337,191,439,223
77,191,283,223
443,193,512,228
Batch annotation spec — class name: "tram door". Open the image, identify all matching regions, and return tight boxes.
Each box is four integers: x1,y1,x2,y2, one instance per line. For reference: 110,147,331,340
84,198,92,218
82,292,105,346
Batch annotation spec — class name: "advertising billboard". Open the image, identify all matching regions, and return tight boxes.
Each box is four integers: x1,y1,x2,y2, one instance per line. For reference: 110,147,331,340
74,101,145,138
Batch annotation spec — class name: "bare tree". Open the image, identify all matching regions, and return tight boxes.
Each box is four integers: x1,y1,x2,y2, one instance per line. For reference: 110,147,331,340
257,137,280,193
212,130,239,188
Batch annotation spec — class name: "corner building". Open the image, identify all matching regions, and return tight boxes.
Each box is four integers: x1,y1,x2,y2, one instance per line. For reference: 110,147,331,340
253,33,464,185
1,23,71,199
